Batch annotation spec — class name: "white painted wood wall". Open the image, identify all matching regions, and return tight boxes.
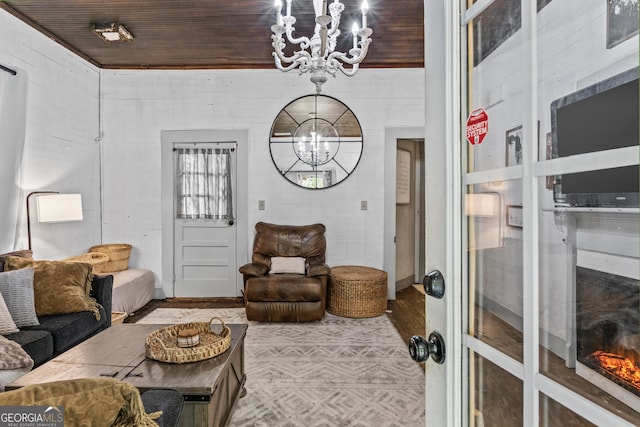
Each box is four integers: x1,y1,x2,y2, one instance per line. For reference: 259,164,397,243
99,68,425,294
0,10,101,260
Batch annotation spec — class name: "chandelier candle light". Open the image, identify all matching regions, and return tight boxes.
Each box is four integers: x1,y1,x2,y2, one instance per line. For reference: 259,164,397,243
272,0,373,93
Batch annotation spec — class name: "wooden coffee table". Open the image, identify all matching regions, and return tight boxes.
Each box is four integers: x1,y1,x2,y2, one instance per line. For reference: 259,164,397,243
7,323,248,427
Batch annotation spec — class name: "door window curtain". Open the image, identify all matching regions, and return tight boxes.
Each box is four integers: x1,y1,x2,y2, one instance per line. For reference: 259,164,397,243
175,148,234,220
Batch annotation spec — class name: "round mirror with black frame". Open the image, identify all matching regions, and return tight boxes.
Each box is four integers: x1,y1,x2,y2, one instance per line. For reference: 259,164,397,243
269,94,363,189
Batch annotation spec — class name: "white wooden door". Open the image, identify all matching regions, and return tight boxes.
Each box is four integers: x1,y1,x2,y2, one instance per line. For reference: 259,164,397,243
173,142,237,297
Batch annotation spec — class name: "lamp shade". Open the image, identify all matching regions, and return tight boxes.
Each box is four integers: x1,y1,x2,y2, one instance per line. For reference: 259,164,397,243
36,194,83,223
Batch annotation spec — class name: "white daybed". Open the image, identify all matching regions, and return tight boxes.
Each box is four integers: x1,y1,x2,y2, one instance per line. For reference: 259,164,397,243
99,268,155,315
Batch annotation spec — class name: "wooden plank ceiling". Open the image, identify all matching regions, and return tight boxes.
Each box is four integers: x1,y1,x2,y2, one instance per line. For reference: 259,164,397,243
1,0,424,70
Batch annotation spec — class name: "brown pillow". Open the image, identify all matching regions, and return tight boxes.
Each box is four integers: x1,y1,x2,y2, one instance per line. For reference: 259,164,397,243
3,257,100,319
0,249,33,272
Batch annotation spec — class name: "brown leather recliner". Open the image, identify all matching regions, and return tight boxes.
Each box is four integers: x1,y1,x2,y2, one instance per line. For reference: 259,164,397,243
239,222,330,322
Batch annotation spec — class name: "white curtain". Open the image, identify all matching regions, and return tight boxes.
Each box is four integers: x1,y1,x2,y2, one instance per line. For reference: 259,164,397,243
0,67,28,252
175,148,234,219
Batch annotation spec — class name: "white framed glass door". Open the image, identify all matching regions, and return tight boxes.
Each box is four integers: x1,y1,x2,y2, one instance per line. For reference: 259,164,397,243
423,0,639,425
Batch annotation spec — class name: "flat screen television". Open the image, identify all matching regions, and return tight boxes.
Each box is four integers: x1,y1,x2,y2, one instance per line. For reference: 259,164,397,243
551,67,639,208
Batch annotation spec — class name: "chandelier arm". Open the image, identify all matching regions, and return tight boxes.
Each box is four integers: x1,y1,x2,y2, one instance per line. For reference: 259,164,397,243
272,35,312,67
328,1,344,36
279,15,311,48
285,27,311,49
327,39,372,66
273,56,307,73
273,52,311,73
273,46,307,65
335,63,360,77
326,30,340,54
327,15,341,38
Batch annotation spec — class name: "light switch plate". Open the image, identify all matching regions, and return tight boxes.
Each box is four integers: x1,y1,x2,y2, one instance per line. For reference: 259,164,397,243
258,200,265,210
361,200,367,210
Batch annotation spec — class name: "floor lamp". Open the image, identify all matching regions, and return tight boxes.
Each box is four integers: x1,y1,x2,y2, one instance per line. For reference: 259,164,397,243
26,192,83,250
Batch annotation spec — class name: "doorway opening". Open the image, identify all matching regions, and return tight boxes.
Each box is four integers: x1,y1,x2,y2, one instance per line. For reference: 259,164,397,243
395,139,425,293
383,127,425,301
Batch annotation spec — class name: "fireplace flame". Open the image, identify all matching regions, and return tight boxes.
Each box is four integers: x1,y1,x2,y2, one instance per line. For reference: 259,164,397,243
592,350,640,391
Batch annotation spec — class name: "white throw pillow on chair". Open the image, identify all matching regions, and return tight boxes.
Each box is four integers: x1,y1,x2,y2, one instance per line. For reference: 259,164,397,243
269,257,306,274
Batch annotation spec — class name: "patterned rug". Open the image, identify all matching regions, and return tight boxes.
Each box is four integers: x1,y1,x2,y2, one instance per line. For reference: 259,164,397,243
137,308,425,427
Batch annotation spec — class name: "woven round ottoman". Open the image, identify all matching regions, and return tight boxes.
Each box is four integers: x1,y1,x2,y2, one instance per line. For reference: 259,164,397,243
328,265,388,318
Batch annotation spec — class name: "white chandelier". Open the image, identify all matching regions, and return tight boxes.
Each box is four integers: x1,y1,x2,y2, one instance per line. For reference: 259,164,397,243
272,0,373,93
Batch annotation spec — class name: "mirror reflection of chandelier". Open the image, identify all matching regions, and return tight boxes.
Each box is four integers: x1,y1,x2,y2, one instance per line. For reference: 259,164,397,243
294,118,339,166
272,0,373,93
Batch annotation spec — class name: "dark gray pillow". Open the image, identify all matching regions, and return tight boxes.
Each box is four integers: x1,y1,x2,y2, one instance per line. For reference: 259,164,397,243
0,268,39,327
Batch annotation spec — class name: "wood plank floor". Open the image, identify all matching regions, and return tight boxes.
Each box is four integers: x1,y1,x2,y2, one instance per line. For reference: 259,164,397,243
386,285,426,346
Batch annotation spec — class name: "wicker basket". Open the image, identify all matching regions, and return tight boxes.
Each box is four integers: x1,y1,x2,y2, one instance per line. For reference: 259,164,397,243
89,244,132,273
111,311,127,325
145,317,231,364
328,265,388,318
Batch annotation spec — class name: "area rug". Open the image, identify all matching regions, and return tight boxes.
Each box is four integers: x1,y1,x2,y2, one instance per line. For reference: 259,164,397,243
137,308,425,426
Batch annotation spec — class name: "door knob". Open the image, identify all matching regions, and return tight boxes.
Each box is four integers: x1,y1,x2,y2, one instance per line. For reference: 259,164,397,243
423,270,445,299
409,332,446,364
228,220,235,226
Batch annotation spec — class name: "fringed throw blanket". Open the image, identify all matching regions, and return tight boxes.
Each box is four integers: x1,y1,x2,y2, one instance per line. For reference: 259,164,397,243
0,377,161,427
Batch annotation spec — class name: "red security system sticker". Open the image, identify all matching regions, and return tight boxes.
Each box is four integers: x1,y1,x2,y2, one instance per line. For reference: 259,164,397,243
465,108,488,145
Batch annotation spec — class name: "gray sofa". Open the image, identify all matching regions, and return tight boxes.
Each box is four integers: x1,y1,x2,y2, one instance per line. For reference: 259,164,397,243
5,274,113,367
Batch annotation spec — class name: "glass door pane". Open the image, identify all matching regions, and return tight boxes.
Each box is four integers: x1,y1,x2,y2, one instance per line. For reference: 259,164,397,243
462,0,525,424
536,0,640,424
540,394,596,427
467,181,523,363
472,352,523,426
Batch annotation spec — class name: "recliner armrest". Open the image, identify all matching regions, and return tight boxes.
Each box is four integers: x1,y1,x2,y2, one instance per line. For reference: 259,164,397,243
307,263,331,277
239,263,268,277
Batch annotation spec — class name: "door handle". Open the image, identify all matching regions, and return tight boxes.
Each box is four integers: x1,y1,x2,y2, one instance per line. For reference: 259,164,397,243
423,270,445,299
408,332,445,364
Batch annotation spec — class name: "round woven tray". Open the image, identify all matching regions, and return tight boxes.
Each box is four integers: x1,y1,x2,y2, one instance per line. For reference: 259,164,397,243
145,317,231,364
328,265,388,318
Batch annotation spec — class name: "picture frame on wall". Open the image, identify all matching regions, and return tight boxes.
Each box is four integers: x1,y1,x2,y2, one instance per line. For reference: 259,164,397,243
505,126,523,166
506,205,523,229
606,0,639,49
396,149,411,205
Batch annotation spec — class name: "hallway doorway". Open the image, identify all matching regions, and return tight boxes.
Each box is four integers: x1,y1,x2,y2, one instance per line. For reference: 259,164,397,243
395,139,425,292
383,127,425,301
